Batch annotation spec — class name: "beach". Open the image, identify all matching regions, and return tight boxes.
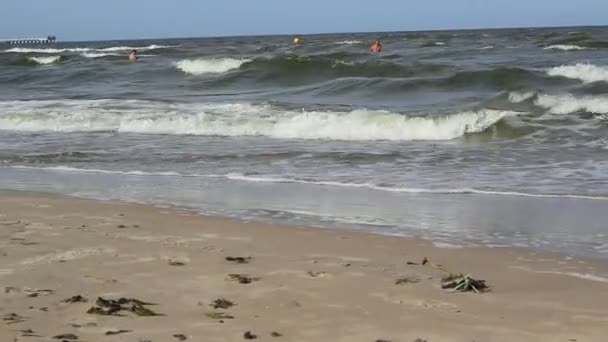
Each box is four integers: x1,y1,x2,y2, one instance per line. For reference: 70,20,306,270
2,190,608,341
2,27,608,341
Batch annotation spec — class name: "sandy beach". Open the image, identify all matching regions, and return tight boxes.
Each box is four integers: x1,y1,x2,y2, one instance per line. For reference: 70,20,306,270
1,190,608,342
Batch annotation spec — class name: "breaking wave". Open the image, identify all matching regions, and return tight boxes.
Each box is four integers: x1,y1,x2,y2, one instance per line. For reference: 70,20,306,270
543,44,586,51
334,40,363,45
547,63,608,83
174,58,249,75
535,94,608,114
0,99,517,141
81,52,120,58
27,56,62,65
2,44,175,54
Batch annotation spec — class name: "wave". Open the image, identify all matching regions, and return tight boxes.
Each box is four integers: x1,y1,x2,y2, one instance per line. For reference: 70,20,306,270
27,56,62,65
7,166,607,201
6,165,184,177
174,58,249,75
240,55,449,81
81,52,120,58
547,63,608,83
508,91,537,103
421,41,446,47
0,99,517,141
543,44,586,51
334,40,362,45
445,67,540,89
535,94,608,114
223,173,608,200
3,44,175,54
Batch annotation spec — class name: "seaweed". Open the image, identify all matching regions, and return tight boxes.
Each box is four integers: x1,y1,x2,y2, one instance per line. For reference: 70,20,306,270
226,256,252,264
210,298,235,309
441,273,488,293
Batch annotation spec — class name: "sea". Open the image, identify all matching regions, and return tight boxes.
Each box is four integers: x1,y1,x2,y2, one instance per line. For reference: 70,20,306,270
1,27,607,259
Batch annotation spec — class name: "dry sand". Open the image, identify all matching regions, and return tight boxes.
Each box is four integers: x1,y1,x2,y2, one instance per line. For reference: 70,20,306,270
1,190,607,342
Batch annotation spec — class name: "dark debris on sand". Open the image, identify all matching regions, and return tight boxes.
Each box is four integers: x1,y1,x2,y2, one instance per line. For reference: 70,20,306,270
105,329,132,335
168,260,186,266
173,334,188,341
87,297,161,316
19,329,41,337
205,312,234,320
210,298,235,309
226,256,252,264
62,295,88,303
52,333,79,340
3,312,27,324
244,331,257,340
228,274,259,284
395,276,420,285
25,289,54,297
270,332,283,337
441,274,488,293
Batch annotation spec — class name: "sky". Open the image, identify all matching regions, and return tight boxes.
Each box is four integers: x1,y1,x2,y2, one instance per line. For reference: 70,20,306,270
1,0,606,41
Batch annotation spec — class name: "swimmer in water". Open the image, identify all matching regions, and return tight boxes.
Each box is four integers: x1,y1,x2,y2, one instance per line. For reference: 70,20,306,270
370,40,383,53
128,49,138,61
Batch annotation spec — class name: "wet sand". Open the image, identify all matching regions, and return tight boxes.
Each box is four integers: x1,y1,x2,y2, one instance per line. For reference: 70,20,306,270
1,190,608,341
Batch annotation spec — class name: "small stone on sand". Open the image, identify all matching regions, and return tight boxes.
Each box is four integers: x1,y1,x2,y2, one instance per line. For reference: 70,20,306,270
244,331,257,340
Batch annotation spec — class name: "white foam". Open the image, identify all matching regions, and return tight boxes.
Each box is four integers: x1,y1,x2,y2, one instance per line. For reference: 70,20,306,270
3,44,174,54
547,63,608,83
0,99,516,141
222,173,608,200
479,45,494,50
174,58,248,75
334,40,362,45
5,47,73,53
6,165,608,201
535,94,608,114
7,165,183,177
97,44,172,52
27,56,61,65
508,91,536,103
432,242,465,249
544,44,586,51
81,52,119,58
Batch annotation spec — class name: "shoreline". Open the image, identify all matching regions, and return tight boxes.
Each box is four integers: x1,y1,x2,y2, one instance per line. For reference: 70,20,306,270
2,166,607,261
2,190,608,341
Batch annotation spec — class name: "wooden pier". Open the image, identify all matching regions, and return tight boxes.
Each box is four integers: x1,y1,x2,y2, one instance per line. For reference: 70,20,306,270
0,36,57,45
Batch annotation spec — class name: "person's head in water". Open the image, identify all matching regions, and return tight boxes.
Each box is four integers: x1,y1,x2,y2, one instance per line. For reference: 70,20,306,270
129,49,137,61
371,40,382,52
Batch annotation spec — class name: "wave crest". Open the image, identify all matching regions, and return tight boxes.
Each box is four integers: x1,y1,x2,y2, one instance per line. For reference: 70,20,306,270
81,52,120,58
535,94,608,114
3,44,175,54
0,100,517,141
28,56,62,65
547,63,608,83
174,58,249,75
543,44,586,51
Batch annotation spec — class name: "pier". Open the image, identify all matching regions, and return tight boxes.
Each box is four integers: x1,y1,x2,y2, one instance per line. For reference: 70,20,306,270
0,36,56,45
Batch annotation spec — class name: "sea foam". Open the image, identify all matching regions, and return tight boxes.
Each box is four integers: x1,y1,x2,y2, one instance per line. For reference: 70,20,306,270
174,58,249,75
547,63,608,83
0,99,516,141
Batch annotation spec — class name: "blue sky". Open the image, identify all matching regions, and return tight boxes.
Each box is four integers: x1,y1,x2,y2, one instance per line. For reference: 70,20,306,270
2,0,606,41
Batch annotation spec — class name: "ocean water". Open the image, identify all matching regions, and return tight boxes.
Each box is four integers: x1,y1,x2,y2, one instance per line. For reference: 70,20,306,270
1,27,607,258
